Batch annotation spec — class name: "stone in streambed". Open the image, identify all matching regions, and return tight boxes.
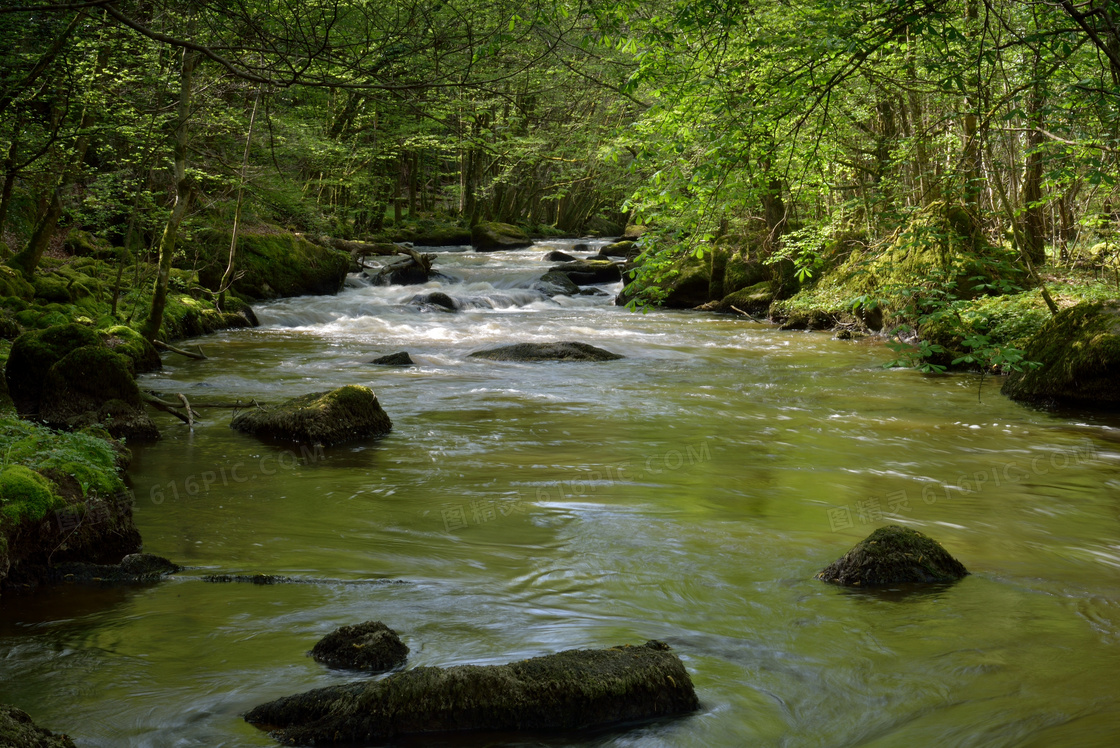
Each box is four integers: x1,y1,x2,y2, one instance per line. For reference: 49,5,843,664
50,553,180,584
533,271,580,297
543,250,577,262
245,640,698,744
409,291,459,311
311,621,409,672
469,342,622,362
817,525,968,586
370,352,415,366
471,222,532,251
0,704,76,748
549,260,622,285
230,385,392,447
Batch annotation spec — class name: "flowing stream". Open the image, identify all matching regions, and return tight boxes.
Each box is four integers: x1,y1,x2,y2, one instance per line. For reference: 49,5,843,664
2,240,1120,747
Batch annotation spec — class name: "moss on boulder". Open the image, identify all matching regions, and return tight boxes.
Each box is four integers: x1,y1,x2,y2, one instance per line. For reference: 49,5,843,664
100,325,162,374
198,226,349,300
231,385,392,446
0,265,33,300
0,705,76,748
311,621,409,672
1002,300,1120,408
245,640,698,744
817,525,968,586
469,342,623,362
385,222,472,247
38,346,158,441
548,260,622,286
471,222,532,251
5,324,101,412
0,466,61,523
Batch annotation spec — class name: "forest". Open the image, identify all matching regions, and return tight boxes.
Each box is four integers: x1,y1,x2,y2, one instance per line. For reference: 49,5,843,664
0,0,1119,746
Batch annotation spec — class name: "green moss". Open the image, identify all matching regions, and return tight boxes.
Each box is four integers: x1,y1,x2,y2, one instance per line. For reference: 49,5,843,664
5,323,103,408
1003,300,1120,406
32,275,72,303
100,325,161,373
817,525,968,586
0,465,62,522
63,229,114,258
231,385,392,446
470,221,532,250
158,293,253,340
196,226,349,300
0,417,124,500
0,265,33,300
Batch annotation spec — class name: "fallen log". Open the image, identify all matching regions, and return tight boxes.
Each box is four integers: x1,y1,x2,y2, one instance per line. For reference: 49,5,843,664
245,640,698,744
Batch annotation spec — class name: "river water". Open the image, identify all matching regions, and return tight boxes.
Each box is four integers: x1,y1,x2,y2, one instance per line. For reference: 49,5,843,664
2,240,1119,747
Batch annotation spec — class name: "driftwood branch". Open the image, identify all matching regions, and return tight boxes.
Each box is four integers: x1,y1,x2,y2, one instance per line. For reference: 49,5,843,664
141,392,192,424
154,339,207,360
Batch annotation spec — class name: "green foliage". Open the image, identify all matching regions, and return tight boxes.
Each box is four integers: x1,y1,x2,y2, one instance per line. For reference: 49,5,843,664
0,417,124,501
0,464,60,522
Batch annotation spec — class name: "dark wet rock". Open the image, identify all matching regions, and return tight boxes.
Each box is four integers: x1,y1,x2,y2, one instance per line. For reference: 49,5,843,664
817,525,968,586
311,621,409,672
572,243,590,252
579,287,611,296
410,291,459,311
548,260,622,286
543,250,578,262
469,342,623,362
471,222,532,251
1002,300,1120,409
38,346,159,441
778,309,838,331
0,704,76,748
533,271,580,297
598,240,639,259
371,258,434,286
245,640,698,744
230,385,392,446
370,352,415,366
50,553,180,584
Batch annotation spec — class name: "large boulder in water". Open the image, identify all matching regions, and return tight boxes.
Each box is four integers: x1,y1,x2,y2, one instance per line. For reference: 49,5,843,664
198,227,349,300
1002,300,1120,409
311,621,409,672
245,640,698,744
369,352,414,366
471,222,532,251
469,342,622,362
0,704,76,748
231,385,392,446
817,525,968,586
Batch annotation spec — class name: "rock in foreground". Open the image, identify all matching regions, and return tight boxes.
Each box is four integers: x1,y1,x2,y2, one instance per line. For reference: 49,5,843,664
469,342,622,362
817,525,968,586
246,640,698,744
231,386,392,446
311,621,409,672
0,705,76,748
1002,300,1120,408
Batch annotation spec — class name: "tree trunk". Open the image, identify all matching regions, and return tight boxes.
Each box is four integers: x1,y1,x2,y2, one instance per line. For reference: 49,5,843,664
141,48,200,341
1021,56,1047,266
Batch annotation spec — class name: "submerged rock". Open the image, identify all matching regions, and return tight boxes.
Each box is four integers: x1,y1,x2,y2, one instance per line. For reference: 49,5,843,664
50,553,180,584
817,525,968,586
1002,300,1120,408
0,704,76,748
409,291,459,311
369,352,415,366
311,621,409,672
549,260,622,285
245,640,698,744
469,342,623,362
230,385,392,446
471,222,532,251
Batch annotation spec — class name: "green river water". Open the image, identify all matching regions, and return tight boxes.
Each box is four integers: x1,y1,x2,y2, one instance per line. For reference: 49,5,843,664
1,240,1119,747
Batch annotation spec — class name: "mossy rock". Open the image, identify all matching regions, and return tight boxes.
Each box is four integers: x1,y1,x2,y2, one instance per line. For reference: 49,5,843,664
31,275,72,304
5,324,102,413
0,312,20,341
231,385,392,447
62,228,114,259
101,325,162,374
38,346,159,441
0,296,27,313
1002,300,1120,408
198,227,349,300
471,222,532,251
597,240,639,259
157,293,254,341
0,465,61,523
469,342,623,362
245,640,698,744
583,216,625,236
817,525,968,586
706,281,774,315
0,704,76,748
387,224,472,247
0,266,33,301
622,224,647,240
311,621,409,672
